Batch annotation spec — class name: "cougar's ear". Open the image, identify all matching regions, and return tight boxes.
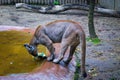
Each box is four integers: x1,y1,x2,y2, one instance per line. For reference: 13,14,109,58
24,44,31,51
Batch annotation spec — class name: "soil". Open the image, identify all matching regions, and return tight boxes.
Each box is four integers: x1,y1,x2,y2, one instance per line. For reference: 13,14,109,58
0,5,120,80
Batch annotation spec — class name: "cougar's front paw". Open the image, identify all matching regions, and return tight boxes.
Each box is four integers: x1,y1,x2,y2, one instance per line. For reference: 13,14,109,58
47,55,54,61
53,57,63,64
63,59,71,64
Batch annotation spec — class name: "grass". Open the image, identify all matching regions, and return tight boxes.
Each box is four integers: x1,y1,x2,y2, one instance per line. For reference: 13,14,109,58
86,37,101,45
74,51,81,80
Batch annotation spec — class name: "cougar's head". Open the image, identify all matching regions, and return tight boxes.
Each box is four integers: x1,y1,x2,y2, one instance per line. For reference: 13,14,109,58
24,44,38,57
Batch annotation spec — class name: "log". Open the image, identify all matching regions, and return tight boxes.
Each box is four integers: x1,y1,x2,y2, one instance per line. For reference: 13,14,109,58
16,3,120,17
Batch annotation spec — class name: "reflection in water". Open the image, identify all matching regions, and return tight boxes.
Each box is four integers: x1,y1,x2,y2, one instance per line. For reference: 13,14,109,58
0,30,46,76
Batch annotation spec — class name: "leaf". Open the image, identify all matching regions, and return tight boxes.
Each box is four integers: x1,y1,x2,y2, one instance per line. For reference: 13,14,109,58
54,0,60,5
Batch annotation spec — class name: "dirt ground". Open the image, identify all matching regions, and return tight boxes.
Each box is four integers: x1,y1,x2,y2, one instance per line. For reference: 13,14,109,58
0,5,120,80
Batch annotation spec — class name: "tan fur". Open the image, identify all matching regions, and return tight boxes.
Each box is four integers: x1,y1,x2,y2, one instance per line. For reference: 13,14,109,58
24,20,87,77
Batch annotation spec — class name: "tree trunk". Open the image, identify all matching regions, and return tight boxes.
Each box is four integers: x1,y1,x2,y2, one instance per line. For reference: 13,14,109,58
88,0,98,38
16,3,120,17
86,0,90,5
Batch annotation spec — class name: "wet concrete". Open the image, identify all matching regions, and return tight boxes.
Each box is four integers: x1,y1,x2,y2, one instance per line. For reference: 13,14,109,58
0,60,74,80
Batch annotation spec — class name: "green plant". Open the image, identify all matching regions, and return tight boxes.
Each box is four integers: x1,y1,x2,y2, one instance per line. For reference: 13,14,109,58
54,0,60,5
74,51,81,80
110,77,117,80
86,37,101,45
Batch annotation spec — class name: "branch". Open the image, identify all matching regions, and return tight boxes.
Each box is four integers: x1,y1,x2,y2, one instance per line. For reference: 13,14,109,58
16,3,120,17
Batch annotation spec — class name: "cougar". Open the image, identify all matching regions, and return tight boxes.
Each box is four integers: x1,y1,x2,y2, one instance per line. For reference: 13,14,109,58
24,20,87,77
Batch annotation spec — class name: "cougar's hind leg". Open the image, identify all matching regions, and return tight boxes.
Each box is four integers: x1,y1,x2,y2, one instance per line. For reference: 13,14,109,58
53,39,69,64
63,44,79,64
63,31,80,64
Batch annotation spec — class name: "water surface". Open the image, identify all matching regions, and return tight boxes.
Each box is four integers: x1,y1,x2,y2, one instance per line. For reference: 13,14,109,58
0,30,46,76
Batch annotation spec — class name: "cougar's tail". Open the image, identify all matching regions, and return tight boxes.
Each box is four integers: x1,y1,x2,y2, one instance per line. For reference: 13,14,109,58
80,31,87,77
